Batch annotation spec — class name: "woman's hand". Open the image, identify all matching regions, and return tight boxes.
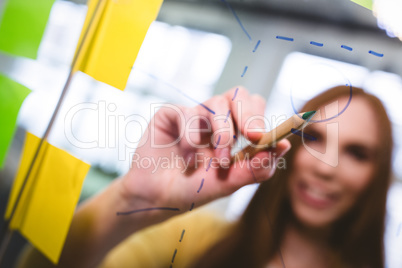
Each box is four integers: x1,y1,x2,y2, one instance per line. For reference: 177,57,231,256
18,87,291,268
120,86,291,219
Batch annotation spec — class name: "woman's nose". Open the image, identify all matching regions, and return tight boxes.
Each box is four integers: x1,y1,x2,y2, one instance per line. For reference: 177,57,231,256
311,156,337,181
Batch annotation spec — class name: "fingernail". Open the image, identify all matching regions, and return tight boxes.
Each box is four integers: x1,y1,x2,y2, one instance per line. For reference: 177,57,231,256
279,144,291,157
249,128,265,133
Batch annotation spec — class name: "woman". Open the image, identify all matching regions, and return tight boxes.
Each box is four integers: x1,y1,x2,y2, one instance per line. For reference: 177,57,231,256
192,86,393,268
17,86,393,268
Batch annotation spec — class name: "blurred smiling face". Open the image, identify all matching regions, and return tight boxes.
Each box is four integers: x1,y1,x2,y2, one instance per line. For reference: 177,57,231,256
288,96,380,228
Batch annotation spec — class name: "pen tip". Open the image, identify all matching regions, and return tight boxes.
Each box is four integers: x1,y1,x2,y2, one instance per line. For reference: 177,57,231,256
302,110,316,120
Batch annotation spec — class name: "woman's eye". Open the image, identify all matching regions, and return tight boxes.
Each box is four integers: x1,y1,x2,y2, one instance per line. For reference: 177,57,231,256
346,146,371,161
303,130,321,143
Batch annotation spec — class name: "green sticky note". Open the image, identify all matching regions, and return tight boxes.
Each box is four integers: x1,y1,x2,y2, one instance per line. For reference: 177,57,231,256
0,0,55,59
0,74,31,168
350,0,373,10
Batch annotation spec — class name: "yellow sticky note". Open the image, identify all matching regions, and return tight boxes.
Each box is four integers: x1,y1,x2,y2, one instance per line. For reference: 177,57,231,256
350,0,373,10
74,0,164,90
5,132,90,264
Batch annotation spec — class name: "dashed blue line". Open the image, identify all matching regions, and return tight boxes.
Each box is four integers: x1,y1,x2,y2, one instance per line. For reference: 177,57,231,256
214,135,221,149
206,158,213,171
232,88,239,101
189,202,195,211
253,40,261,52
341,45,353,51
369,50,384,57
233,135,237,140
241,66,248,77
171,249,177,263
276,36,294,42
310,41,323,47
197,178,205,193
273,36,383,59
221,0,252,41
224,110,231,123
179,229,185,242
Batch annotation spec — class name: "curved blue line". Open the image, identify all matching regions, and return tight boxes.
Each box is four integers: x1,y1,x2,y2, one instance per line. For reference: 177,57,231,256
137,70,216,115
221,0,252,41
290,81,353,123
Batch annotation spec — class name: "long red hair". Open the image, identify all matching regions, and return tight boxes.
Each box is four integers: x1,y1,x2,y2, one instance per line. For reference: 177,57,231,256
192,86,393,268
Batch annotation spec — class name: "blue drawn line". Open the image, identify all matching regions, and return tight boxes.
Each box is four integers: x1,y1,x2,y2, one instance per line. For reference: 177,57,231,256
397,223,401,237
341,45,353,51
253,40,261,52
171,249,177,263
199,103,216,115
224,110,231,123
206,158,213,171
197,178,205,193
214,135,221,149
290,128,317,141
233,135,237,140
369,50,384,57
116,207,180,216
276,36,294,42
232,88,239,101
291,82,353,123
310,41,323,47
221,0,252,41
189,202,195,211
137,71,215,115
241,66,248,77
179,229,185,242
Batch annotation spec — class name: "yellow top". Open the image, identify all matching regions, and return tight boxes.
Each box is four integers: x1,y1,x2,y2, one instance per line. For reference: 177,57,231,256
17,209,232,268
99,209,232,267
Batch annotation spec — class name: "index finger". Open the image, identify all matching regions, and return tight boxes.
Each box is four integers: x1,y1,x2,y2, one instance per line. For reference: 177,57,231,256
224,87,267,142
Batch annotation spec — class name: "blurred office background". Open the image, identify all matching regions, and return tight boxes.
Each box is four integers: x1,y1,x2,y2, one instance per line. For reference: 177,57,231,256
0,0,401,266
